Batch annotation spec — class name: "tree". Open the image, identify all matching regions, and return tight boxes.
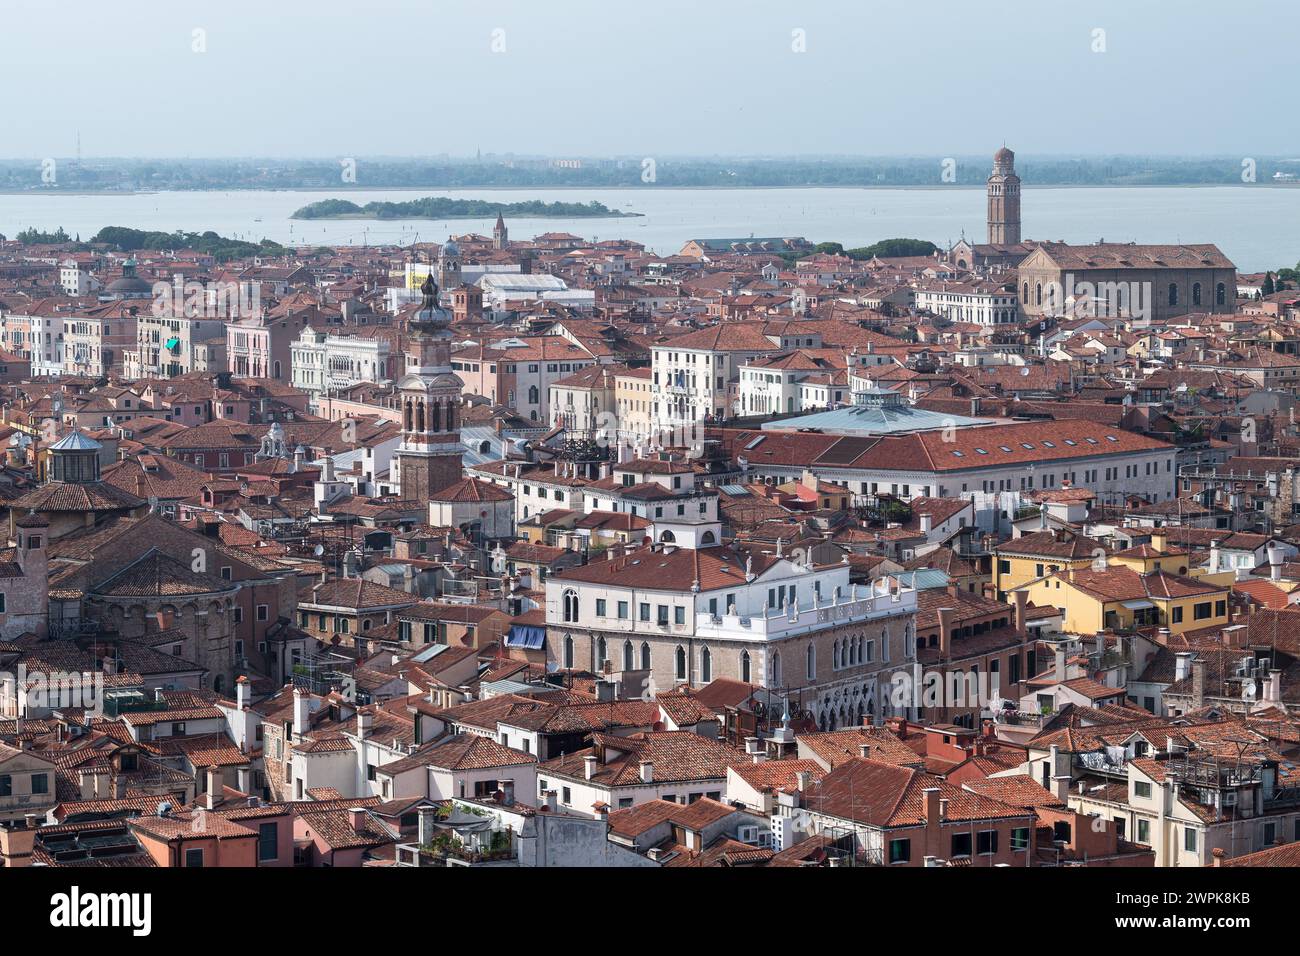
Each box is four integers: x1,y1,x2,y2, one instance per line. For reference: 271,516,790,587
845,238,939,260
1263,272,1276,296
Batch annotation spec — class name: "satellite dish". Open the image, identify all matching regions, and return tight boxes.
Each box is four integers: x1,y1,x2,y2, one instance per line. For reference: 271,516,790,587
313,544,325,557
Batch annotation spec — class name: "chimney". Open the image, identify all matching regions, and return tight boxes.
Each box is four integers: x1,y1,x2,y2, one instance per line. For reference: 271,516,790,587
937,607,954,660
919,513,932,535
292,687,310,740
357,709,373,741
584,754,598,780
235,675,250,710
796,770,811,792
858,743,871,759
205,766,222,810
78,766,107,801
1191,658,1206,708
347,807,367,831
1054,643,1067,681
923,786,941,830
1269,544,1284,582
1211,847,1226,867
1174,652,1193,682
1012,590,1028,637
1050,745,1070,801
418,806,439,845
237,766,252,795
639,760,654,784
1267,669,1282,704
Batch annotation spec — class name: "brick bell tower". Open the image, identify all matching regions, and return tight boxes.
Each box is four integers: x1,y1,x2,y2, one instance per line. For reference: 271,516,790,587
397,273,464,501
986,146,1021,245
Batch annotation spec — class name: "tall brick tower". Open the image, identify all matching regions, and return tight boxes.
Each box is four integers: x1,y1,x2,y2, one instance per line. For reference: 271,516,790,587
986,146,1021,245
397,273,463,501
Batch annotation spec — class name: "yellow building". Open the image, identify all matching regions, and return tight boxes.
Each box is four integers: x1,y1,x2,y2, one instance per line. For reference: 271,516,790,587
1108,543,1193,576
614,367,654,443
993,529,1102,601
1013,565,1229,637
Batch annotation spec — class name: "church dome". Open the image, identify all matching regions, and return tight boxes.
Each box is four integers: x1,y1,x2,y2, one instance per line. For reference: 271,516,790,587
441,237,460,258
105,258,152,297
993,146,1014,166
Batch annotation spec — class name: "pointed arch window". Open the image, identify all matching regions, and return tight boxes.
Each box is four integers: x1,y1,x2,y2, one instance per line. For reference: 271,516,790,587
740,650,751,683
562,589,579,623
640,641,651,671
674,645,687,681
700,645,712,684
623,640,634,672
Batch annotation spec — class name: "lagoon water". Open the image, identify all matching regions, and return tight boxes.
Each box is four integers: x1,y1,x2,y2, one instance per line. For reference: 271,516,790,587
0,185,1295,272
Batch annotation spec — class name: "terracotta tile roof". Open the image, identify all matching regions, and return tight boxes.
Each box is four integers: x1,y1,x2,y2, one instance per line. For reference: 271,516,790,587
540,731,746,787
962,774,1065,809
805,758,1030,827
607,796,736,838
797,727,926,770
377,733,535,775
729,758,825,794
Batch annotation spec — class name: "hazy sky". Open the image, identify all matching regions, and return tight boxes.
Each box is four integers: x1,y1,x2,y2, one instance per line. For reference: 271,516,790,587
1,0,1291,159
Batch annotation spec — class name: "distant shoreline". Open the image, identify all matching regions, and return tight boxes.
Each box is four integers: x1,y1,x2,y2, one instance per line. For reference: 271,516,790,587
4,184,1300,198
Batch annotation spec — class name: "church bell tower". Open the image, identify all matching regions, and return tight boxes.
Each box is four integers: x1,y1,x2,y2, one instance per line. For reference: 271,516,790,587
397,273,464,501
986,146,1021,245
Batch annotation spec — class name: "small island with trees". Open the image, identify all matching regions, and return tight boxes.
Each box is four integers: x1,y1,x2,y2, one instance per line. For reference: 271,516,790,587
291,197,641,220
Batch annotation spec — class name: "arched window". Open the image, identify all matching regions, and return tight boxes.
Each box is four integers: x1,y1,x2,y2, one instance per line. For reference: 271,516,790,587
274,360,282,379
623,640,634,672
562,589,579,623
700,645,712,683
1216,282,1226,306
528,385,539,405
1192,282,1202,306
1022,282,1030,304
833,641,841,670
1035,283,1042,306
806,644,816,680
674,645,686,681
659,530,675,543
479,440,491,454
700,530,716,546
771,650,781,687
563,635,574,669
1168,283,1178,306
640,642,651,671
595,636,607,666
740,650,751,684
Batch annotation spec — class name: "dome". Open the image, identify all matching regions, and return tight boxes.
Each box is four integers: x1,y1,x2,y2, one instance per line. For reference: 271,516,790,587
441,237,460,258
106,258,152,297
993,146,1014,165
106,274,152,295
49,430,102,452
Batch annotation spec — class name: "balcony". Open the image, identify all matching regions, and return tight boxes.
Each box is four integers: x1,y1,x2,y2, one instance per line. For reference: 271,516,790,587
694,581,917,642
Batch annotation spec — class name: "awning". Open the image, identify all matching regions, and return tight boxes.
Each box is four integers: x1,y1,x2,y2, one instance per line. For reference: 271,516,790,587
1120,599,1155,611
506,625,546,649
164,337,180,350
